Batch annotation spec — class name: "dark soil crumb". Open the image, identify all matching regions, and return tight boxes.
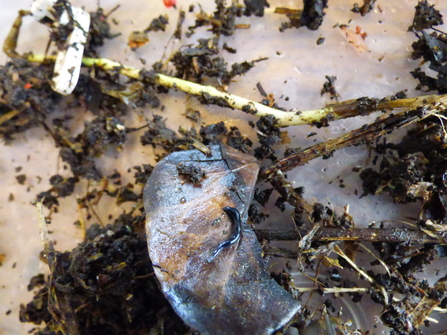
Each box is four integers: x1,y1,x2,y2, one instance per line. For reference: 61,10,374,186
390,90,408,100
170,36,259,87
19,286,52,326
254,115,281,161
187,0,245,37
244,0,270,17
227,126,253,153
140,115,178,151
16,174,26,184
86,7,121,57
116,185,141,205
145,15,169,32
248,203,267,223
133,164,154,185
320,75,340,101
200,121,228,144
36,191,59,209
351,0,376,16
254,187,274,206
49,174,77,197
301,0,328,30
316,36,325,44
354,96,380,115
19,222,189,335
408,2,447,94
183,108,201,122
359,119,447,203
411,30,447,93
278,0,328,32
176,162,206,183
222,42,237,53
409,0,443,32
0,59,60,141
27,274,45,291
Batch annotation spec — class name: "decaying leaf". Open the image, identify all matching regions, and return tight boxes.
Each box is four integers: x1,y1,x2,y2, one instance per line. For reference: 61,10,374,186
340,25,368,52
144,144,300,334
128,31,149,50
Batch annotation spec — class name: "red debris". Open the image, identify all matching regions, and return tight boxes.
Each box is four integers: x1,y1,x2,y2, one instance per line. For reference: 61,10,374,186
163,0,176,8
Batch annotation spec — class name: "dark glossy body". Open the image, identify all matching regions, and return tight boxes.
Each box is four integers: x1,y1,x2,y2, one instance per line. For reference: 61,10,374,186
208,207,241,262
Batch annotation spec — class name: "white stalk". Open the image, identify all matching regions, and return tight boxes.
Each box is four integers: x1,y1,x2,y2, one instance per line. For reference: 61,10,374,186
27,55,447,127
30,0,91,95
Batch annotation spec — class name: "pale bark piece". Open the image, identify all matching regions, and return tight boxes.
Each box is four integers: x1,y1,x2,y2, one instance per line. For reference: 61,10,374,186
144,144,301,335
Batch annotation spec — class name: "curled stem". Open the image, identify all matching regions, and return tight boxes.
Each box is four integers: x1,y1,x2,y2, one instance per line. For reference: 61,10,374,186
2,10,30,58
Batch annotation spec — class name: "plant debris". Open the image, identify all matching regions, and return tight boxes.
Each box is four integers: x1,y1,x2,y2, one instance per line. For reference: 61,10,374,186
170,36,262,87
409,0,443,32
244,0,270,17
128,31,149,50
320,75,340,101
4,1,447,334
187,0,245,37
0,59,61,141
276,0,328,32
20,220,189,335
351,0,376,16
144,144,300,334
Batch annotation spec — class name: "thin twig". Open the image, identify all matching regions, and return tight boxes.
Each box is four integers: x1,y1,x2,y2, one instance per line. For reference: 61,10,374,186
85,180,104,227
36,201,50,250
333,245,389,305
2,10,30,58
294,287,369,293
359,243,391,276
268,170,313,215
29,54,312,125
4,9,446,127
255,227,444,244
23,55,447,127
261,105,445,178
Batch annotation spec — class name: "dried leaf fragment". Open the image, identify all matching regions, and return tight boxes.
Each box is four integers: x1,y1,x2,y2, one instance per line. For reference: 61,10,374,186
128,31,149,50
144,144,300,334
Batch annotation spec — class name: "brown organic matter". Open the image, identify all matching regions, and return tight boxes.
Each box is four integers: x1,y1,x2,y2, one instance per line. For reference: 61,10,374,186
143,143,300,335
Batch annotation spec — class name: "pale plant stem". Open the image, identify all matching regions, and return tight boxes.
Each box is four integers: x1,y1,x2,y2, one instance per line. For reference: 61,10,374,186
27,54,447,127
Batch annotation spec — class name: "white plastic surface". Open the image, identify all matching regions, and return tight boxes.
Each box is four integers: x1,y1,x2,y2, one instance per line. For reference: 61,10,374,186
30,0,57,22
